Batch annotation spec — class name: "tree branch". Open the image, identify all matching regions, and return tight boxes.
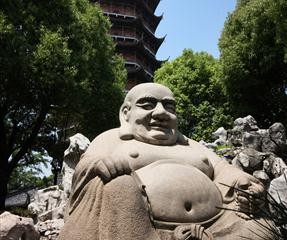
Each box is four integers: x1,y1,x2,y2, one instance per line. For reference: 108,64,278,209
8,106,49,173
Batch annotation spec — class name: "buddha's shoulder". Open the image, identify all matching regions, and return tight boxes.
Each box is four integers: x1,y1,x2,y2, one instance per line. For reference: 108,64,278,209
90,128,121,146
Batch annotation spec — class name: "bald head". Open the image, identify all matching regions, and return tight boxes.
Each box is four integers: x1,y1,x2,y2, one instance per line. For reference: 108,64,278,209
119,83,183,145
124,83,175,106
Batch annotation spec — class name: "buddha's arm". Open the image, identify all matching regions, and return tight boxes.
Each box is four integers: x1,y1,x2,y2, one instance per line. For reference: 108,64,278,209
69,129,130,210
193,141,265,209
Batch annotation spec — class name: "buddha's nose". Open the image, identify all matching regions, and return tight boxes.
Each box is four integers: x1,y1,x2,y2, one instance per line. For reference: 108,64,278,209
152,103,169,120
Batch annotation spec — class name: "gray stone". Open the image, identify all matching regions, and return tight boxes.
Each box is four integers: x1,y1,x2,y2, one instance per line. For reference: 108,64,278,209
62,133,90,199
234,115,259,132
268,171,287,215
36,219,64,240
253,170,270,187
262,122,287,157
0,211,40,240
212,127,227,146
263,154,287,178
242,132,262,151
28,185,65,220
59,83,274,240
232,148,265,174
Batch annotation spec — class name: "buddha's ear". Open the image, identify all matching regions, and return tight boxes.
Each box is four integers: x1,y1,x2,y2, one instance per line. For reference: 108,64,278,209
119,102,131,124
119,102,133,140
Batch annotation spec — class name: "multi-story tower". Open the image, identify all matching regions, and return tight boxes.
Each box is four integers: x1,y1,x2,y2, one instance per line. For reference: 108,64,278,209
95,0,164,89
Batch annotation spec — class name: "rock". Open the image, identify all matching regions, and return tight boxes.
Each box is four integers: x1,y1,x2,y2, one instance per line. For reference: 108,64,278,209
234,115,259,132
228,128,243,147
36,219,64,240
212,127,227,146
242,132,262,151
62,133,90,199
262,122,287,157
263,154,287,178
232,148,265,174
28,185,65,221
38,205,65,222
253,170,270,187
228,116,259,147
268,171,287,215
0,211,40,240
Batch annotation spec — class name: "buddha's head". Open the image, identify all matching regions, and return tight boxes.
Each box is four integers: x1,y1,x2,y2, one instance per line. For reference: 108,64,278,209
119,83,187,145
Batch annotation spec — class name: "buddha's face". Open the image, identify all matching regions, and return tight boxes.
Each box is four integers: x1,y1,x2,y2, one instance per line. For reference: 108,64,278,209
122,84,179,145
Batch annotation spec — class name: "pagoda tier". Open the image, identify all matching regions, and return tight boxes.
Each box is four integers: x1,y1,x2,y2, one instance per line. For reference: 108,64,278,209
144,0,161,12
97,0,162,33
95,0,164,89
109,17,165,55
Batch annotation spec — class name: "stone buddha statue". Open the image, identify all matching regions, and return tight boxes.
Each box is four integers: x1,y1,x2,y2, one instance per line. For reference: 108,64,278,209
59,83,274,240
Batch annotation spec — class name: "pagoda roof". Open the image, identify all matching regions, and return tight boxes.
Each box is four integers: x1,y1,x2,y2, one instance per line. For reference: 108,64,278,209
103,7,162,33
144,0,161,12
116,39,163,70
108,15,164,53
126,63,154,83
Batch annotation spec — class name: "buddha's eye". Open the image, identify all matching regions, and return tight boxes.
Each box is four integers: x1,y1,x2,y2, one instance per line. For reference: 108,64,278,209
136,102,155,110
163,101,176,113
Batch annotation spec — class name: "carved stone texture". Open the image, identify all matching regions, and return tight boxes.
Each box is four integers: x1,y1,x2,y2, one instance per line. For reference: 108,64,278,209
59,83,275,240
0,211,40,240
62,133,90,199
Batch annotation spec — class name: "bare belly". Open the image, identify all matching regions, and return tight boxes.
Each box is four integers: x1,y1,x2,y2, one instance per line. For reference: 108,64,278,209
135,160,223,224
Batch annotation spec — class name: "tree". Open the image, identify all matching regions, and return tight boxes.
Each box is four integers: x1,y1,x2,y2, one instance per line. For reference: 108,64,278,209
0,0,126,210
219,0,287,127
155,49,232,141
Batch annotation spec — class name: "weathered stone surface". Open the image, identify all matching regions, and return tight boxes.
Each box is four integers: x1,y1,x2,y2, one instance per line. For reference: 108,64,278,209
234,115,259,132
212,127,227,146
59,83,274,240
268,171,287,215
242,132,262,151
62,133,90,199
28,185,65,220
263,154,287,178
253,170,270,187
262,122,287,157
0,211,40,240
228,116,259,147
232,148,265,174
36,219,64,240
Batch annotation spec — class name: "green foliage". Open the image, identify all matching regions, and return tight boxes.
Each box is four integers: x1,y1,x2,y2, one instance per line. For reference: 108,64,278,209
0,0,126,209
219,0,287,127
9,207,35,218
8,165,53,191
155,49,232,141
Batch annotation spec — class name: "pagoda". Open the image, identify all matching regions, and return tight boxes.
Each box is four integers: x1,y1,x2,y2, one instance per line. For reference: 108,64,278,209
95,0,164,89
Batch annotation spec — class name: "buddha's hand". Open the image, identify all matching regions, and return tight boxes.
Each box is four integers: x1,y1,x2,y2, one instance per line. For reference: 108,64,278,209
95,156,132,183
174,224,213,240
235,175,265,216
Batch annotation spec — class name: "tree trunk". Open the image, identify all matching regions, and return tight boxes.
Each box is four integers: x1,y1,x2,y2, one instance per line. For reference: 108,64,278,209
0,168,9,211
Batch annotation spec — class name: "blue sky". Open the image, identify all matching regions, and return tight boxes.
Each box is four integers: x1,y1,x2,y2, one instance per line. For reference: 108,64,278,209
155,0,237,60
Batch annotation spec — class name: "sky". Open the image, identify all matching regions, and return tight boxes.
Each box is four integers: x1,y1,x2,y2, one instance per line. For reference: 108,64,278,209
155,0,237,60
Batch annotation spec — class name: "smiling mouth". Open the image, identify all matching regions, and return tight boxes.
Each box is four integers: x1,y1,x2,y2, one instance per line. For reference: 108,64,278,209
149,122,169,131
